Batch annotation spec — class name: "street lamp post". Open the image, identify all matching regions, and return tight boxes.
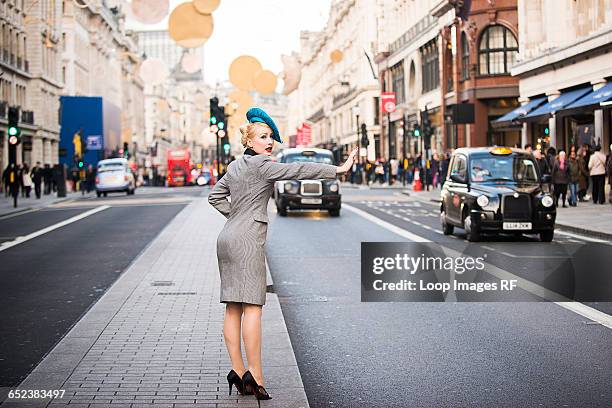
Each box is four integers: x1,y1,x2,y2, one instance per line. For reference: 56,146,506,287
352,105,361,184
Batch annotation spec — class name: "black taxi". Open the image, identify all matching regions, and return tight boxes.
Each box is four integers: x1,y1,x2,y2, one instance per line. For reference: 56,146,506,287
440,147,556,242
273,148,342,216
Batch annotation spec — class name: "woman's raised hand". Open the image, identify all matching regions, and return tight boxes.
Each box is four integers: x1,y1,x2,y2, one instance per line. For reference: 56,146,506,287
337,147,359,174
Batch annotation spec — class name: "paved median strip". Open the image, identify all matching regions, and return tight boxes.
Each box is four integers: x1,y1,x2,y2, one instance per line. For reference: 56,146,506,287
0,205,110,253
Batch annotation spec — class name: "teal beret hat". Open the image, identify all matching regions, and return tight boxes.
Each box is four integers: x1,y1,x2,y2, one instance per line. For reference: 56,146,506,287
246,107,282,143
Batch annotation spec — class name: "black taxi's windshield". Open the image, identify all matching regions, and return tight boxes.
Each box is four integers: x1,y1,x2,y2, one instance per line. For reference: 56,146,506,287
470,155,539,184
283,152,334,164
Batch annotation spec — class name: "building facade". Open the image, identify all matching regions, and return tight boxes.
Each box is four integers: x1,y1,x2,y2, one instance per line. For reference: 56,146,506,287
375,0,520,162
1,0,145,173
286,0,382,163
375,0,443,161
136,29,207,177
1,0,62,171
508,0,612,155
61,0,144,165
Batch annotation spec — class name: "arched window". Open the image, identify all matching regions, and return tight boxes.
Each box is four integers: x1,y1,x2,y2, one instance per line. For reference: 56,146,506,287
478,25,518,75
461,33,470,80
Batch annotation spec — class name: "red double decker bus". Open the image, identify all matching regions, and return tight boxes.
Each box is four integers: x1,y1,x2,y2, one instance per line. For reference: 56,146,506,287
167,148,192,186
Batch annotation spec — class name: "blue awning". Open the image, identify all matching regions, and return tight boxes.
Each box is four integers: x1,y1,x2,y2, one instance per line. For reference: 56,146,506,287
493,97,547,124
522,87,592,120
565,82,612,109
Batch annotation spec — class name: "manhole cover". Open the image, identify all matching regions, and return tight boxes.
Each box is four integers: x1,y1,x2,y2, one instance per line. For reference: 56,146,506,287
151,281,174,286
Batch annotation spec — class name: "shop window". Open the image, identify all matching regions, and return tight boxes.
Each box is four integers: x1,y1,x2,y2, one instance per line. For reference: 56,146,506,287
461,33,470,80
478,25,518,76
421,39,439,93
390,61,405,104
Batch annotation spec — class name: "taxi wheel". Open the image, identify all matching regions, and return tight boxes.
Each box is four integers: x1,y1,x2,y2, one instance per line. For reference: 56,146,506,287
540,230,554,242
464,213,480,242
440,209,454,235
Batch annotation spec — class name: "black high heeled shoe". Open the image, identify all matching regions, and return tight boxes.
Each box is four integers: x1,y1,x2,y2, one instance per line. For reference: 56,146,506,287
227,369,247,396
241,370,272,407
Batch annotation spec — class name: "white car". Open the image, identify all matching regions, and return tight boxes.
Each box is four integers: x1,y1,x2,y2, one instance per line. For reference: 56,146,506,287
96,158,136,197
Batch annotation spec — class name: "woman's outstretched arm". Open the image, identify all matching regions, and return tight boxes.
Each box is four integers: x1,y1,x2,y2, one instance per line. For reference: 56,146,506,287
257,147,358,182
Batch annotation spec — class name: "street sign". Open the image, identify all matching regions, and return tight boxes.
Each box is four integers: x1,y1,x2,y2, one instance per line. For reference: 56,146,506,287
381,92,396,113
87,135,102,150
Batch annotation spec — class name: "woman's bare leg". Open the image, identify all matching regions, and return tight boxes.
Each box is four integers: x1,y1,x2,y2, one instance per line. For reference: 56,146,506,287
224,302,246,376
242,303,264,385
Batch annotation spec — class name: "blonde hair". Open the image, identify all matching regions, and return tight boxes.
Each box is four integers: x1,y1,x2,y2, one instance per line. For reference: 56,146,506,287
240,122,272,147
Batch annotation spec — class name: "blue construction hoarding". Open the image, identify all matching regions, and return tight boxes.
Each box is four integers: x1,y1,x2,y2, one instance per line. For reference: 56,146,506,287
59,96,121,168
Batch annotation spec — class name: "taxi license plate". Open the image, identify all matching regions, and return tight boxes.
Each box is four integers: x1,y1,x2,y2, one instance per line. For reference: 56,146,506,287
503,222,532,230
302,198,322,204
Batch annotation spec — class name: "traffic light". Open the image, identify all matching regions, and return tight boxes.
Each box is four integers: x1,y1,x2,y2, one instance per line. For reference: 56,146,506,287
7,107,21,146
544,126,550,136
360,123,369,147
123,142,129,158
78,160,84,168
210,97,226,133
413,124,421,137
210,97,219,126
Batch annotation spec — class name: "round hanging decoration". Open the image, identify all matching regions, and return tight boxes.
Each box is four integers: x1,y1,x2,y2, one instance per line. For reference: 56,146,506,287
168,2,214,48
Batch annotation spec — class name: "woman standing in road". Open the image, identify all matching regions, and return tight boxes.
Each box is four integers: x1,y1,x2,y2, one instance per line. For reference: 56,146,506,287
208,107,357,406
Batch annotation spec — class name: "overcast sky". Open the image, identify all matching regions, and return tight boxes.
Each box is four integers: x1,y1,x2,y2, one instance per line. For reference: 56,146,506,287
126,0,331,87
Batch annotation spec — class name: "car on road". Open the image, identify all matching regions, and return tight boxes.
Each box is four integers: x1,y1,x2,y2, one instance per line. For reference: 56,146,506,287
273,148,342,216
95,158,136,197
440,147,556,242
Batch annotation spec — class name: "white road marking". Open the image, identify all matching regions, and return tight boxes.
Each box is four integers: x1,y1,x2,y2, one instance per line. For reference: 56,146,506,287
0,205,110,252
344,204,429,242
345,203,612,329
555,229,609,243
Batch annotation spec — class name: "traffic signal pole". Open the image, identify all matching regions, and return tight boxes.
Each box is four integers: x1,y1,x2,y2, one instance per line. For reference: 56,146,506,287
387,112,392,161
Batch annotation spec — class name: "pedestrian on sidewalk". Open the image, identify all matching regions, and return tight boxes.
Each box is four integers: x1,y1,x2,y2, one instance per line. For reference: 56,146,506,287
18,164,25,198
22,163,33,198
577,146,590,201
86,164,96,193
208,107,357,405
2,164,10,197
390,157,398,185
568,150,580,206
31,161,43,199
551,151,570,208
432,152,440,189
375,160,384,184
43,163,52,194
588,145,607,204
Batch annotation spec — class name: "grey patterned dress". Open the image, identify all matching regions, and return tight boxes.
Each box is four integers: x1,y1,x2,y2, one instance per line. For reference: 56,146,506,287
208,153,338,305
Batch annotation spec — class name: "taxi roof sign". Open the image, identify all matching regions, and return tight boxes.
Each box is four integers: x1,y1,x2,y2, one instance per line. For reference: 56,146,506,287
490,147,513,155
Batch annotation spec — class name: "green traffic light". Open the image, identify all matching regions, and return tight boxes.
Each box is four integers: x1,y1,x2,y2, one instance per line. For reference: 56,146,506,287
210,116,217,125
78,161,84,168
218,122,225,130
8,126,19,136
544,127,550,136
223,144,230,154
413,129,421,137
